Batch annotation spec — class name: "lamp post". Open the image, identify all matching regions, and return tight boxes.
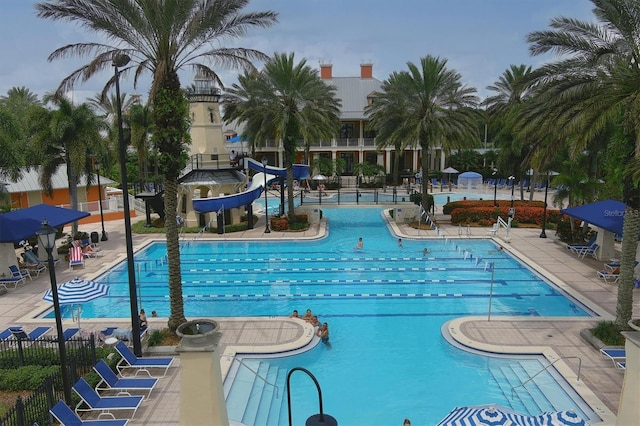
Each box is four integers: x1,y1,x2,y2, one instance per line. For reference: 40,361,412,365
37,219,72,404
508,175,516,217
113,53,142,355
287,367,337,426
539,171,557,238
492,169,498,207
94,160,108,241
262,157,271,233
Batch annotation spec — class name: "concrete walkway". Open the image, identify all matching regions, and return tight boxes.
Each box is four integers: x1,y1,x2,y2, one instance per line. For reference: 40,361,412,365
0,189,631,424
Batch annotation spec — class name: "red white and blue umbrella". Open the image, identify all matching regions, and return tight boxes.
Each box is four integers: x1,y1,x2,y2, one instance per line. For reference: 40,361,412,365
43,277,110,328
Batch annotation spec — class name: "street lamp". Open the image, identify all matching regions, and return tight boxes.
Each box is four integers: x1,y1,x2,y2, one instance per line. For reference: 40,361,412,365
539,171,557,238
113,53,142,355
508,175,516,217
94,160,108,241
287,367,337,426
37,219,71,404
492,169,498,207
262,157,271,234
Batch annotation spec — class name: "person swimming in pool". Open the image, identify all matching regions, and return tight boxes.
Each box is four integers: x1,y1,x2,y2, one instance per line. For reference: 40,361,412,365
290,309,300,319
316,322,329,342
355,237,364,249
398,238,403,247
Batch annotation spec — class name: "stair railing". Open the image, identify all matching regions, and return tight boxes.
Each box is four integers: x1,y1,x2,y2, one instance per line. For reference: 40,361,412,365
510,356,582,400
228,356,280,398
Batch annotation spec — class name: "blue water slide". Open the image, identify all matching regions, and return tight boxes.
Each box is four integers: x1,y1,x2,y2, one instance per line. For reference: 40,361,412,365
192,159,309,213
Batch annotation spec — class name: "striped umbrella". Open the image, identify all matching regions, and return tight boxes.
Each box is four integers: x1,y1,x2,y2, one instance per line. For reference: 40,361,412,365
437,405,543,426
43,277,110,328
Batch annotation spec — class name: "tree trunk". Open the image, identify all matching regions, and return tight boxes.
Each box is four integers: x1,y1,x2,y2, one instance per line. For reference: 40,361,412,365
66,152,79,236
392,147,400,186
420,139,430,209
164,178,186,331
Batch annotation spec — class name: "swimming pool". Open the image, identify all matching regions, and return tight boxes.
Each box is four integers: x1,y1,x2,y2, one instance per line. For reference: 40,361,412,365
65,207,598,424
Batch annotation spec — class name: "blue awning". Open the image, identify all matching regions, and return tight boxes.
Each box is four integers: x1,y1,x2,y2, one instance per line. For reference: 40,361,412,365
561,199,626,235
0,204,90,243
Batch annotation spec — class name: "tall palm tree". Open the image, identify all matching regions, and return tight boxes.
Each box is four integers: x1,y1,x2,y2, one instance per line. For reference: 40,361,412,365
0,87,41,146
366,55,480,208
484,64,536,200
0,108,25,184
367,72,414,186
29,94,106,235
36,0,278,331
524,0,640,328
223,52,342,222
129,104,154,186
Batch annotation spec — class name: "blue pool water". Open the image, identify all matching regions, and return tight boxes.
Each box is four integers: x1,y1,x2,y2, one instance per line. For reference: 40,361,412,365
61,208,596,425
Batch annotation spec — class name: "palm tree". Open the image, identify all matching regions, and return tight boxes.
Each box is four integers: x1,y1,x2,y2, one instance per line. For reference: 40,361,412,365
29,94,106,235
524,0,640,328
223,52,342,222
129,104,154,187
483,65,536,200
365,55,480,209
36,0,278,331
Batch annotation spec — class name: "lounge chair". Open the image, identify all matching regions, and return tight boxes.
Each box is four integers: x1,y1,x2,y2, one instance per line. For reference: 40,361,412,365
53,327,81,342
7,265,29,284
72,378,143,419
600,347,625,366
50,400,129,426
94,360,158,398
20,252,47,278
566,235,597,254
24,249,61,269
9,326,51,341
115,341,174,377
578,243,599,260
69,246,85,269
0,276,24,291
0,327,21,342
616,361,626,370
597,269,620,283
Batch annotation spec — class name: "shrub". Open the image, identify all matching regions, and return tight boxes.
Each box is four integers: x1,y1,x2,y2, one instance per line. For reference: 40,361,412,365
0,366,60,391
592,321,625,346
270,216,288,231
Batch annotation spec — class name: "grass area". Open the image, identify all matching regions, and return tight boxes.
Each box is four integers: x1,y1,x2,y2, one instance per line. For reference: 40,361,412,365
592,321,626,346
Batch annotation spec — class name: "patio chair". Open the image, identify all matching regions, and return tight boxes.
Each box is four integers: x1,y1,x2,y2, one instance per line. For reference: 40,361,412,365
93,360,158,399
115,340,174,377
578,243,599,260
616,361,626,370
24,249,61,268
20,252,47,278
566,235,597,254
53,327,81,342
8,264,30,282
9,326,51,341
600,347,625,366
72,378,143,419
0,276,24,291
50,400,129,426
597,269,620,283
69,246,85,269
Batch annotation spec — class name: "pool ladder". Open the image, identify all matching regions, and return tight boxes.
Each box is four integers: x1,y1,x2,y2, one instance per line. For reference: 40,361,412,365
510,356,582,401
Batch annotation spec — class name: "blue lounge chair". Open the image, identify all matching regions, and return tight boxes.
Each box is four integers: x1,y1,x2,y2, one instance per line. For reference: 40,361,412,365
94,360,158,398
72,378,143,419
578,243,599,260
0,276,24,291
0,327,20,342
20,252,47,278
50,400,129,425
8,264,31,281
566,235,597,254
115,341,174,377
601,348,625,366
616,361,626,370
9,326,51,341
54,327,80,342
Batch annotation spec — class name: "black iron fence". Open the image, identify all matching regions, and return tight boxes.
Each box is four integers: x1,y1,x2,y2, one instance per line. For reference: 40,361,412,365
0,335,98,426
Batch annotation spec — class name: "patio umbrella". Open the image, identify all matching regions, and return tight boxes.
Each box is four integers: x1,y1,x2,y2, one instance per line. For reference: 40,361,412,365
436,404,542,425
42,277,110,328
312,174,328,181
442,166,459,184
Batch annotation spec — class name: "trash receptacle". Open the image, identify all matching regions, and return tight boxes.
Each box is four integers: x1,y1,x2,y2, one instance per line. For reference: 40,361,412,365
90,232,99,244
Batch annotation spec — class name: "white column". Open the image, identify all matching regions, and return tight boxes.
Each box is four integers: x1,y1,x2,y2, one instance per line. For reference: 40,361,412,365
617,332,640,425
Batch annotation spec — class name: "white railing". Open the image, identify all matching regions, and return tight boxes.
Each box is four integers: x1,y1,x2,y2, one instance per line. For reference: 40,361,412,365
57,197,119,214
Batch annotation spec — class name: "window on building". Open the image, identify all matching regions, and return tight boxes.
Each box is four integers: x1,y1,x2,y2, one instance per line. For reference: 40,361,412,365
340,123,354,139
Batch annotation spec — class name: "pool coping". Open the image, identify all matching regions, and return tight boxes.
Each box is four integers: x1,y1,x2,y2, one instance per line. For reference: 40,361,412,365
446,316,615,425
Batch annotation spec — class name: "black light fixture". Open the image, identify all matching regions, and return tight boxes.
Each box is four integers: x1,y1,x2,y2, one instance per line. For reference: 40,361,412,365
508,175,516,216
262,157,271,234
37,219,72,404
113,53,142,355
287,367,337,426
492,168,498,207
539,171,556,238
94,159,108,241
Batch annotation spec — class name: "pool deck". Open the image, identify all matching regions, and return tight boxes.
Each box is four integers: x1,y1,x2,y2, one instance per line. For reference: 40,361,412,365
0,189,633,425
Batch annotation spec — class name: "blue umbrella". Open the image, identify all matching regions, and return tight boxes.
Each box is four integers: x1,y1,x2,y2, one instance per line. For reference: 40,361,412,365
539,411,586,425
437,405,542,425
0,204,90,243
43,277,110,328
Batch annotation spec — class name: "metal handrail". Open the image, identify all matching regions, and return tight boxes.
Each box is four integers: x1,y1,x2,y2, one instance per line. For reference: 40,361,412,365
510,356,582,400
227,356,280,398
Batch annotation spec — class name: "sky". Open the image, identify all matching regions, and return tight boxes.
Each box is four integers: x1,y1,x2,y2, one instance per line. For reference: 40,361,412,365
0,0,596,104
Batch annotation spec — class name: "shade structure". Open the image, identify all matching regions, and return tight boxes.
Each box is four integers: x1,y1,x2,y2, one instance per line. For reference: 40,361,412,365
0,204,90,243
442,167,459,174
561,199,625,235
457,171,483,191
436,404,587,426
312,174,328,181
43,277,109,328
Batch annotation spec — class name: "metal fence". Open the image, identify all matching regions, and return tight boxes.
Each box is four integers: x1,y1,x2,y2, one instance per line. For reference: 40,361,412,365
0,335,98,426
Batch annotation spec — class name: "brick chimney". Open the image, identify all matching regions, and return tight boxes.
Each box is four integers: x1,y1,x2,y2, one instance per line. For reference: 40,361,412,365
361,63,373,79
320,63,332,79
